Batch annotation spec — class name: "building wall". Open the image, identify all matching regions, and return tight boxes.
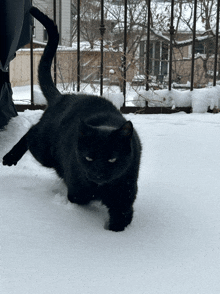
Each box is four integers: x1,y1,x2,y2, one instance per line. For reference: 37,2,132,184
32,0,72,46
10,49,76,87
173,56,214,86
61,0,72,46
10,50,42,87
10,48,215,89
33,0,53,42
9,49,137,88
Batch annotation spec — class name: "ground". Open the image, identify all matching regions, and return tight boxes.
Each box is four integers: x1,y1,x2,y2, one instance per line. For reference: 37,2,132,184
1,108,220,294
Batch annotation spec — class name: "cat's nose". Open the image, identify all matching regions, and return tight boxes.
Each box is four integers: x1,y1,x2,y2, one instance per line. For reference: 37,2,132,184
96,174,104,180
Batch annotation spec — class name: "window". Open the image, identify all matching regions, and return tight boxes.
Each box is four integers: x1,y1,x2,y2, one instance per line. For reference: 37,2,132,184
43,28,48,42
32,18,36,38
139,40,168,77
194,40,215,55
195,41,205,54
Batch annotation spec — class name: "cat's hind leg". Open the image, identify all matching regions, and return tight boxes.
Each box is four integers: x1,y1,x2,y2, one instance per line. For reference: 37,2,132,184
2,133,28,166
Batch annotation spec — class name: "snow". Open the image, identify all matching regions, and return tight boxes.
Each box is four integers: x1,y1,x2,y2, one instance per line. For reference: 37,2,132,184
12,85,47,105
1,87,220,293
12,84,125,108
103,91,124,109
133,86,220,112
71,41,120,52
13,84,220,113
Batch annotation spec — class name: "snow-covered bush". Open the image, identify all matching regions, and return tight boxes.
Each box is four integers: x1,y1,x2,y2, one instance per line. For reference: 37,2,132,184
103,92,124,109
133,86,220,113
191,87,220,113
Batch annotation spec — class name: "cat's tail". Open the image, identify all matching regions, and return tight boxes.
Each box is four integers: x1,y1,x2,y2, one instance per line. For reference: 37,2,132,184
30,6,61,106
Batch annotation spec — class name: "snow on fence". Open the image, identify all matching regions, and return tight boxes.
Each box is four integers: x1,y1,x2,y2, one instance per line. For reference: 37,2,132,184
14,84,220,114
133,86,220,113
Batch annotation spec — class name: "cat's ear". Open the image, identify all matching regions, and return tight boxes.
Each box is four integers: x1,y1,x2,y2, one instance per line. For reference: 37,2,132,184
117,121,133,140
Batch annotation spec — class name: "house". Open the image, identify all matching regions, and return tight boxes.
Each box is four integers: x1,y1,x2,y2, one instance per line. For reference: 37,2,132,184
32,0,72,47
137,0,218,88
139,31,217,88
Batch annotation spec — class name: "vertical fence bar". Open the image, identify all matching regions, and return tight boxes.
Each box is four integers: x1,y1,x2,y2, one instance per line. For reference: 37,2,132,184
123,0,127,106
146,0,151,93
100,0,106,96
59,0,62,45
213,0,220,86
53,0,57,86
190,0,197,91
77,0,80,92
30,25,34,104
168,0,175,91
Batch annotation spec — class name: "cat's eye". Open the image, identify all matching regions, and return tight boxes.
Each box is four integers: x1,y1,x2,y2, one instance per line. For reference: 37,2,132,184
108,158,117,163
86,156,93,162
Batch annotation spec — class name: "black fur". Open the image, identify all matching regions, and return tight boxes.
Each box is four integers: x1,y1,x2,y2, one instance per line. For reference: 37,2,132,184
3,7,142,232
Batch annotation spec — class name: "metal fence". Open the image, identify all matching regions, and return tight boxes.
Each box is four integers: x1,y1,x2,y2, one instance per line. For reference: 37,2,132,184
17,0,220,113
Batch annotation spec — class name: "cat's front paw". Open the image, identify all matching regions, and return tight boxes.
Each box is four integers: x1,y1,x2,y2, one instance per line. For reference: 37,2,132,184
107,207,133,232
2,152,19,166
107,222,127,232
67,192,92,205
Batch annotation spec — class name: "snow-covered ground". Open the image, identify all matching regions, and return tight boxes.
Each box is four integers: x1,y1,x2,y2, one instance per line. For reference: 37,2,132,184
1,87,220,294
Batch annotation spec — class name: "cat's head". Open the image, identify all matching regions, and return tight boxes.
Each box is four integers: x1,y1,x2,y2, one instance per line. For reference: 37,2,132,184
77,120,133,185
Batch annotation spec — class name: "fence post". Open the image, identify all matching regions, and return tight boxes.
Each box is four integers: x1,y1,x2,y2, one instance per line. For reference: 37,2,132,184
53,0,57,86
77,0,80,92
146,0,151,95
168,0,175,91
30,25,34,105
213,0,220,86
100,0,106,96
190,0,197,91
122,0,127,106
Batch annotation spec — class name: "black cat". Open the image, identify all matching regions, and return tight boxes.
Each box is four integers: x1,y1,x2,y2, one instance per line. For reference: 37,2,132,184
3,7,142,232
